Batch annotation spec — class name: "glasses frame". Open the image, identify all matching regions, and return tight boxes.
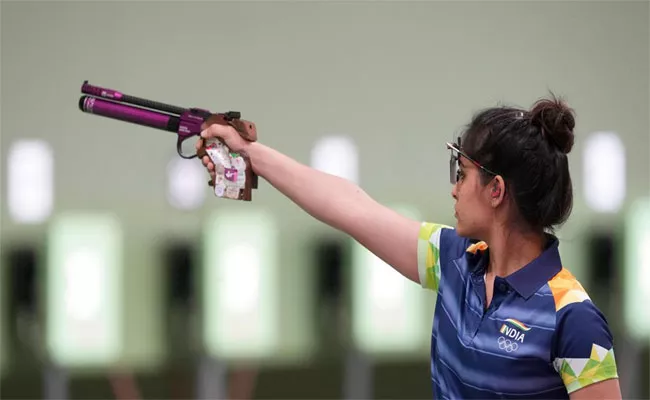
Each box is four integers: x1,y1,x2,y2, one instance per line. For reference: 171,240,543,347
446,138,499,185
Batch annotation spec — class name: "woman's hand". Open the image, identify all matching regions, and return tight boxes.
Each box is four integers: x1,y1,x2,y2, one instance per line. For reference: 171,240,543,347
195,116,253,181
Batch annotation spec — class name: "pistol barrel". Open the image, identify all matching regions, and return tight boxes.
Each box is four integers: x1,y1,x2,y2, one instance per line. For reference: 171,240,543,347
79,95,180,133
81,81,188,116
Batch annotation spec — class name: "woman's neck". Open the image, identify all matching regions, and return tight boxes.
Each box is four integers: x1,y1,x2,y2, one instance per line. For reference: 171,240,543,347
485,228,547,278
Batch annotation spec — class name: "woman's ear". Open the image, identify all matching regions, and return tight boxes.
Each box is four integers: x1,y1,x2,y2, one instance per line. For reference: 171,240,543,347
490,176,506,207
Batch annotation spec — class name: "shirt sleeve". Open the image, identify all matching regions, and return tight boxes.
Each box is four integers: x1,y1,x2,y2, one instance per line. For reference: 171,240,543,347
416,222,468,291
552,300,619,394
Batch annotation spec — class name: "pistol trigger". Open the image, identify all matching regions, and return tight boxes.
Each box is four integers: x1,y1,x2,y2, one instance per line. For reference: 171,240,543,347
176,136,184,158
176,136,198,159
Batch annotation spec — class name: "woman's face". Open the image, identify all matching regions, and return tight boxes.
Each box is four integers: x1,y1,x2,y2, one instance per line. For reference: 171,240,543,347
450,156,498,239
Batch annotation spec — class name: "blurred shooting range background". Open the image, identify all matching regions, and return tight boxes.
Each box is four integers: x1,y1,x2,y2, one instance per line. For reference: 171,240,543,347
1,1,649,399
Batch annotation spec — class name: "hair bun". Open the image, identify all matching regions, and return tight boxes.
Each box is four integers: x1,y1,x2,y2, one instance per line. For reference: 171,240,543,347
529,95,576,154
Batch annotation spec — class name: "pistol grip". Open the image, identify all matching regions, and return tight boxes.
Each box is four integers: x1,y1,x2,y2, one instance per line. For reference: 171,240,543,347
206,173,258,191
198,139,257,201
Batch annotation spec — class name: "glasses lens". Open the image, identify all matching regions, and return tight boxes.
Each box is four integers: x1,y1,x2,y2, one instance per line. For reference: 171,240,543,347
452,135,463,184
449,152,459,184
447,134,463,184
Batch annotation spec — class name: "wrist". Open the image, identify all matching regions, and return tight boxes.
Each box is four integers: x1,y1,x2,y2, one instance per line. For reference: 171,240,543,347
242,141,263,175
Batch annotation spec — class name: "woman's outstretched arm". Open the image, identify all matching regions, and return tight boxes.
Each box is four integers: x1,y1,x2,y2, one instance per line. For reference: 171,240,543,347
198,124,422,284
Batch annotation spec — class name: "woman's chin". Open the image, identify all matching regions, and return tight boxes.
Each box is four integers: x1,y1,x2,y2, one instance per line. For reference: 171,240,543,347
454,221,469,238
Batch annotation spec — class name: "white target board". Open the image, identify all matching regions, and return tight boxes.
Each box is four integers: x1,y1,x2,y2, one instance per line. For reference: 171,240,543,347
351,205,429,357
202,209,280,360
624,197,650,340
46,213,123,367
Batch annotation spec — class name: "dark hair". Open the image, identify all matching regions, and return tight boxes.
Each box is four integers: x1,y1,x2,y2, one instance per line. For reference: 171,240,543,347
460,93,575,233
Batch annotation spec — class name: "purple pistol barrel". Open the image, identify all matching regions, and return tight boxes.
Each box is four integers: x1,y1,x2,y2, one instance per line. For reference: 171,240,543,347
81,81,188,116
78,95,180,133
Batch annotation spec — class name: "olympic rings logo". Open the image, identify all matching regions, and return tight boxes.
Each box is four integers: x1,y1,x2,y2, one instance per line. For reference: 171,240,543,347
497,336,519,352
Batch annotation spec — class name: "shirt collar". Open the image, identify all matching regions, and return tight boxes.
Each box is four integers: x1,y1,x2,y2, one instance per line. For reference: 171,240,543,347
505,235,562,299
470,234,563,299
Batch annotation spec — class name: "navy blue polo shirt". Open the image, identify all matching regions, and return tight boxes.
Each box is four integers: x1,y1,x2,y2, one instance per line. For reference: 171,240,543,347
417,222,619,399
